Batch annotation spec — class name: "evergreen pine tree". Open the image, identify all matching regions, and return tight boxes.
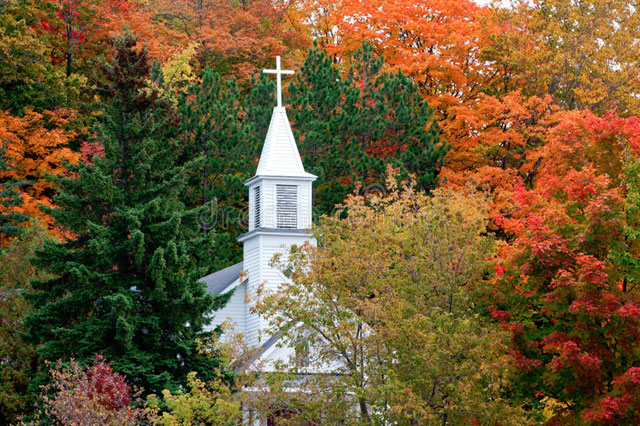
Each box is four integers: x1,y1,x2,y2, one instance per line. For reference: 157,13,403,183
178,69,258,268
246,73,277,143
0,143,28,249
24,32,230,394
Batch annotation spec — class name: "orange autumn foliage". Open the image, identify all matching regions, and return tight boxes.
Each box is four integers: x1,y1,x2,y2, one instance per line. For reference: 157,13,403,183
442,92,558,215
443,93,556,179
474,107,640,221
91,0,180,63
0,109,78,231
151,0,309,82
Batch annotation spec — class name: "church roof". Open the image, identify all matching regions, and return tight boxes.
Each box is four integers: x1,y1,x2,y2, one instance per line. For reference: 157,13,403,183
200,261,243,295
255,107,316,179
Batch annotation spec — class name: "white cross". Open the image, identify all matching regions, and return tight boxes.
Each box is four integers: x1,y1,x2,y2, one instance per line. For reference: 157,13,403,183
263,56,294,108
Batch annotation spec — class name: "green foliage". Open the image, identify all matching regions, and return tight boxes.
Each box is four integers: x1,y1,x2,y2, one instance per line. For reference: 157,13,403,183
0,143,28,248
0,222,49,424
22,31,231,397
246,72,277,145
177,68,259,268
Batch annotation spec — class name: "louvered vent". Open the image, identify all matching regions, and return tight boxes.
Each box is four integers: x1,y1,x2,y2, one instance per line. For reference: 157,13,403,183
277,185,297,228
253,186,261,228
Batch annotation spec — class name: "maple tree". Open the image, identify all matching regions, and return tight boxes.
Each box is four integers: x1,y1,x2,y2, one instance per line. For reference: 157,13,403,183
441,91,559,218
582,154,640,424
150,0,309,83
483,111,640,422
295,0,337,48
254,170,528,424
0,109,78,232
91,0,178,63
329,0,490,108
33,356,149,425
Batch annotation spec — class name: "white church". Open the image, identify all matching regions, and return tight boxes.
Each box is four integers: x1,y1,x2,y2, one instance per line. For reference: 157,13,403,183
201,57,316,371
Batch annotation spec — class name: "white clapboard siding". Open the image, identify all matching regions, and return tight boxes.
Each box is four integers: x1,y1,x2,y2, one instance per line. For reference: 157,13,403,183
205,280,246,336
243,237,261,346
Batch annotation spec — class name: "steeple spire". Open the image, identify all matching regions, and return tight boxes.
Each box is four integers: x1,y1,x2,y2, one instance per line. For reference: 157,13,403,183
254,108,315,178
254,57,315,179
205,55,319,354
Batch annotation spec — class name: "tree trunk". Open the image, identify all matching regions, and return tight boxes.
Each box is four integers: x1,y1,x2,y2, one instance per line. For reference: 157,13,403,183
359,398,371,424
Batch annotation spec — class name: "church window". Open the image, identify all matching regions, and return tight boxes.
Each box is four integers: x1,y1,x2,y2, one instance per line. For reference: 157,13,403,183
276,184,297,228
254,186,261,228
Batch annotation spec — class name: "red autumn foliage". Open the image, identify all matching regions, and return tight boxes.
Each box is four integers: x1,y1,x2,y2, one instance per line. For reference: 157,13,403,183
86,355,131,410
39,355,147,425
80,140,104,165
583,367,640,425
485,110,640,422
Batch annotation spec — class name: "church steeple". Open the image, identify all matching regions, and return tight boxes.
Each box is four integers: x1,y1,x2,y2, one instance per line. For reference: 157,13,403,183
238,56,316,346
203,56,318,350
